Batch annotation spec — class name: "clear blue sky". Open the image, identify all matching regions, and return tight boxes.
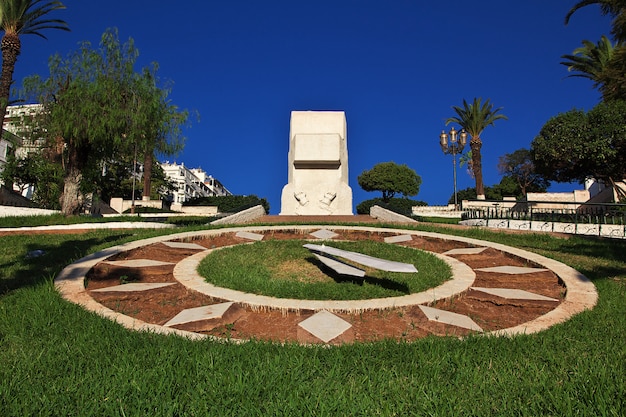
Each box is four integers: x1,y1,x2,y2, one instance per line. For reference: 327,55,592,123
11,1,611,213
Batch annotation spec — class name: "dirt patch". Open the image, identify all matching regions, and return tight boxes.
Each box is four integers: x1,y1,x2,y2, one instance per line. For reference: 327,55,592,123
85,228,565,344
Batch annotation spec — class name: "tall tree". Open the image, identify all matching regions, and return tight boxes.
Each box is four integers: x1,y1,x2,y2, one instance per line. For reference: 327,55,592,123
0,0,68,137
131,65,187,201
445,97,507,200
20,28,189,215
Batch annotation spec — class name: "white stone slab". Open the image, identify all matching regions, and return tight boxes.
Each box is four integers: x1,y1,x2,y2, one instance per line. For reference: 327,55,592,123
418,305,483,332
313,254,365,277
298,310,352,343
310,229,339,240
384,234,413,244
162,241,206,250
443,247,487,255
91,282,175,292
235,231,264,241
164,302,234,327
102,259,174,268
472,287,558,301
475,266,549,274
303,244,417,273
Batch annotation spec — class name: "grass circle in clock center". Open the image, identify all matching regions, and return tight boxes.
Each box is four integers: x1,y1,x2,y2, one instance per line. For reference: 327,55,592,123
197,239,452,300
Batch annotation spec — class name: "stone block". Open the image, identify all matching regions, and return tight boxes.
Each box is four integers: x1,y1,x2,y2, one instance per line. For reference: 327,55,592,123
280,111,352,215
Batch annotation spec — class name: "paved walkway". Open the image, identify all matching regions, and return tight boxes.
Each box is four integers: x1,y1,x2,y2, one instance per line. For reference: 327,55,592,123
54,225,598,344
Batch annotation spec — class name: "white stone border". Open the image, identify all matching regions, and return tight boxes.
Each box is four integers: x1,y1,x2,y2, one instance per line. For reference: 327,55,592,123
174,247,474,313
54,225,598,338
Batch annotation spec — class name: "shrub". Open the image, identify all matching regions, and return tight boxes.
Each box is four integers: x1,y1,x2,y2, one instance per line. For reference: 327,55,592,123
356,197,427,216
184,195,270,214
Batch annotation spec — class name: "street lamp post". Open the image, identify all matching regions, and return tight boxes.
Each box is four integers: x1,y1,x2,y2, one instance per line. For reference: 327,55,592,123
439,127,467,209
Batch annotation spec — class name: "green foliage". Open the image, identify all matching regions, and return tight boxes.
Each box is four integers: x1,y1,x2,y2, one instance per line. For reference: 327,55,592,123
356,197,426,215
0,151,63,209
445,97,508,138
185,194,270,214
357,161,422,202
19,28,190,215
497,148,550,197
531,100,626,184
563,3,626,101
448,184,508,204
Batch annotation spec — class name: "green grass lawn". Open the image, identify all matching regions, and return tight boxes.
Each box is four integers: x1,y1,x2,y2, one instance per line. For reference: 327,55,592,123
1,223,625,416
198,239,451,300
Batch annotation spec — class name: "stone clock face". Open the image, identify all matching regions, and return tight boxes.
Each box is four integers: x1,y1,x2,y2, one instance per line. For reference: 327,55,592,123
58,226,593,343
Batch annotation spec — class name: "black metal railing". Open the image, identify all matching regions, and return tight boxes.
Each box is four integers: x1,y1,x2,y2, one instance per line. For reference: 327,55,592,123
461,201,626,238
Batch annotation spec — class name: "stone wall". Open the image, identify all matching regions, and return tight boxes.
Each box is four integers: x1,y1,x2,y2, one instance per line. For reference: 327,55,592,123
370,205,417,223
210,205,266,225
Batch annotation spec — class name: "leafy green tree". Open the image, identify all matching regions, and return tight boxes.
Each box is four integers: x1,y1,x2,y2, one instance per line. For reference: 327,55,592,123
357,161,421,202
20,28,189,215
0,0,69,140
0,150,63,208
531,100,626,198
497,148,549,198
445,98,507,200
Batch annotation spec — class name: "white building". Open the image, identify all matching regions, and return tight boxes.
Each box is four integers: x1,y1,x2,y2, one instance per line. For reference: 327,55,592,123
160,162,231,203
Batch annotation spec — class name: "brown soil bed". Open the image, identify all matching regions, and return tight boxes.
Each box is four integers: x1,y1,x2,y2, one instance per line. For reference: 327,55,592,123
85,228,565,344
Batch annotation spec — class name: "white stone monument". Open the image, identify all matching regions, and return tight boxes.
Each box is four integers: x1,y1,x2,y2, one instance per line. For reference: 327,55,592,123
280,111,353,215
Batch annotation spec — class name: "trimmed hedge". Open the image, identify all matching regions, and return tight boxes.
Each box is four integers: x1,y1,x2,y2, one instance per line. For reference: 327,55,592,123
184,195,270,214
356,197,427,216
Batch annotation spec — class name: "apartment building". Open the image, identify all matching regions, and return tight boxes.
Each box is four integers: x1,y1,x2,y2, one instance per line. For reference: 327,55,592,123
160,162,231,203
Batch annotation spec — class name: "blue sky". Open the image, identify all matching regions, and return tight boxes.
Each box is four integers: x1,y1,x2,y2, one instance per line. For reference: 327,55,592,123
11,1,611,213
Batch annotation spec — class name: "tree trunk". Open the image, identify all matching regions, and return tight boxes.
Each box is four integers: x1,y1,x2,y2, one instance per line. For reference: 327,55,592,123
60,167,83,215
60,140,90,215
470,137,485,200
0,33,21,141
142,150,153,200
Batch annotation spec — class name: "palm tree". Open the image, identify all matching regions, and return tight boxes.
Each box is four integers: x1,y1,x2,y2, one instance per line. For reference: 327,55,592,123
459,150,474,179
0,0,69,136
565,0,626,42
561,36,616,91
445,98,507,200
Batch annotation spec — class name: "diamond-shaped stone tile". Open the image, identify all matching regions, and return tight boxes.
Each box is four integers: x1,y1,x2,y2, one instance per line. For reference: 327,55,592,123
472,287,558,301
91,282,175,292
384,234,413,244
443,247,487,255
235,231,264,241
418,305,483,332
164,302,235,327
475,266,549,274
310,229,339,240
298,310,352,343
102,259,174,268
162,241,206,250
